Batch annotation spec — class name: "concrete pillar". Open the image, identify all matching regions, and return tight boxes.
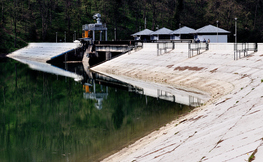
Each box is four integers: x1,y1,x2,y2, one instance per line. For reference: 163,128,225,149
93,80,96,93
105,30,107,41
100,31,102,41
106,51,111,60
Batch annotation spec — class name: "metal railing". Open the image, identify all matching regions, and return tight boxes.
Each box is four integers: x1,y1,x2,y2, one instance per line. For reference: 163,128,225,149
157,42,175,56
234,43,257,60
189,96,203,107
134,41,143,51
128,41,143,54
188,43,209,58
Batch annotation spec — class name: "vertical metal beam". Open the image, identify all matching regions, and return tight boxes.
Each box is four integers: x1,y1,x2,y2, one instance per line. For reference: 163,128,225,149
234,18,237,60
105,30,107,41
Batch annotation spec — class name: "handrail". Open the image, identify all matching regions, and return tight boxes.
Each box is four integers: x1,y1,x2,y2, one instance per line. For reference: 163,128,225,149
234,43,257,60
188,43,209,58
157,42,175,56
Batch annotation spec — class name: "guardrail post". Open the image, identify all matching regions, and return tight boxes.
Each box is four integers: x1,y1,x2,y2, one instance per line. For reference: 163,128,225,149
234,43,238,60
157,43,159,56
197,43,200,55
188,43,190,58
244,43,246,57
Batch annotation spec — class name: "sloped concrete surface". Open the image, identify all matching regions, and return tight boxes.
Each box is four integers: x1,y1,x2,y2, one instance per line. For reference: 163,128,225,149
7,43,83,81
92,43,263,162
8,42,81,62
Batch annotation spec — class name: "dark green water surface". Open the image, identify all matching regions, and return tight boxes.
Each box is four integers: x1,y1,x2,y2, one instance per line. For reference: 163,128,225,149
0,58,192,162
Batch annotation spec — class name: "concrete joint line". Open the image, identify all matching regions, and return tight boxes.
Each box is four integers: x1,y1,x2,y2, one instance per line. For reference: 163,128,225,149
202,104,256,161
153,131,198,159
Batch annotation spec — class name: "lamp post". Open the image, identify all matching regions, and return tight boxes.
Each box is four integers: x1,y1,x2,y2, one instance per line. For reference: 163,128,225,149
216,20,219,43
179,23,181,39
144,17,146,29
234,17,237,60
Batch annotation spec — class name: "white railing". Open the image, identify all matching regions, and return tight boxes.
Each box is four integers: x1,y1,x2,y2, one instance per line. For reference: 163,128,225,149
157,42,175,56
234,43,257,60
188,43,209,58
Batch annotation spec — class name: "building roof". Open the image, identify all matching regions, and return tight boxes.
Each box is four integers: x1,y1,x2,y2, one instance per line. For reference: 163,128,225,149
171,26,196,34
151,27,173,35
196,25,230,34
131,29,153,36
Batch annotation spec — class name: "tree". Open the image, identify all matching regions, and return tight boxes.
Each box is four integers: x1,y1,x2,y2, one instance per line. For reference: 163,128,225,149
13,0,17,47
1,0,263,49
173,0,184,29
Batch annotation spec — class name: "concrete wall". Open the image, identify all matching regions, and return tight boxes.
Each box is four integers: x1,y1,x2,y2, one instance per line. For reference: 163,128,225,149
145,42,234,51
27,42,81,48
143,43,158,51
258,43,263,51
209,43,234,51
174,43,189,50
141,42,263,53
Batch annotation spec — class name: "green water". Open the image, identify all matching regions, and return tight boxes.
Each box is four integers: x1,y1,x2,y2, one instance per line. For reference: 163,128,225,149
0,58,191,162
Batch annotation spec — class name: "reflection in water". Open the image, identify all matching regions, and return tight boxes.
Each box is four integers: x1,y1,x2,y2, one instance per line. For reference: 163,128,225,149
0,58,206,162
83,81,108,110
89,72,206,108
157,89,176,102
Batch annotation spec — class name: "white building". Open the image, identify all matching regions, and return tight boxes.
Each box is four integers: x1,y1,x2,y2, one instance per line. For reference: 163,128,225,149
131,29,153,41
150,27,173,41
195,25,230,43
170,26,196,40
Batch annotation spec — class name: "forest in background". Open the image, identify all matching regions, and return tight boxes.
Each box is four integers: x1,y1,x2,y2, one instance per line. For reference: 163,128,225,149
1,0,263,54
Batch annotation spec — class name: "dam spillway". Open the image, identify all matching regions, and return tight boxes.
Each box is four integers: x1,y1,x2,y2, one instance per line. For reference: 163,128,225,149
8,42,82,63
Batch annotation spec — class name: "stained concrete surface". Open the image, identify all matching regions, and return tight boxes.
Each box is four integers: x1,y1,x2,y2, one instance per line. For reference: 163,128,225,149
92,43,263,162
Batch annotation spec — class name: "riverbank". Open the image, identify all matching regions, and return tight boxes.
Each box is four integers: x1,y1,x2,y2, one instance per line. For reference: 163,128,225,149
92,43,263,161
